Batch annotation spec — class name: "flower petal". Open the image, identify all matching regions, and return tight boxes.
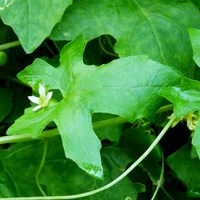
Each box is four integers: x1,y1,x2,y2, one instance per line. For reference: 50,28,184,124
47,91,53,100
38,85,46,97
28,96,40,104
33,105,42,111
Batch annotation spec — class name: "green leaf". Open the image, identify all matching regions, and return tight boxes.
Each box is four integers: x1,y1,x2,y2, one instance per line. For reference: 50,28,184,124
189,28,200,67
192,118,200,158
0,88,13,122
50,0,200,75
167,144,200,198
0,51,7,66
7,36,182,178
0,0,72,53
0,141,44,197
92,113,123,143
0,138,144,198
159,78,200,117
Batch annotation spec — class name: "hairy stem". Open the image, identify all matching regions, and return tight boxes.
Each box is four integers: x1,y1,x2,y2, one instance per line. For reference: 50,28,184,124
0,115,176,200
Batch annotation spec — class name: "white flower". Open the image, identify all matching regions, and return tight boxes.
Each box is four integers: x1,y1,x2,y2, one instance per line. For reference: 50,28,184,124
28,84,53,111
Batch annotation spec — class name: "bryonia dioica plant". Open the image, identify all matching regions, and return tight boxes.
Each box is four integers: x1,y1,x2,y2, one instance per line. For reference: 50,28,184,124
1,0,200,199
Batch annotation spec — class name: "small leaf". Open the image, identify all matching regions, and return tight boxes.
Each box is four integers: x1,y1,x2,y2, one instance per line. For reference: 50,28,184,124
159,78,200,117
8,37,182,178
0,0,72,53
0,51,7,66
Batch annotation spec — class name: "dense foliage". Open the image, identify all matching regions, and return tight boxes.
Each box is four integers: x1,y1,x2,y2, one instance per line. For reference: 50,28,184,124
1,0,200,199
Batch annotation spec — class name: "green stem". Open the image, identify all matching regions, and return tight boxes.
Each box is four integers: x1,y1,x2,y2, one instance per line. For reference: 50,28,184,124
0,115,176,200
99,36,118,57
93,116,126,129
0,117,126,145
151,151,165,200
0,104,173,145
0,41,21,50
35,140,48,197
155,104,173,114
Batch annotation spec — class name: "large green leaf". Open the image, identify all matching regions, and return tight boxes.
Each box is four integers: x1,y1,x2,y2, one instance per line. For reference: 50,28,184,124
50,0,200,75
7,37,182,178
0,0,72,53
0,137,144,198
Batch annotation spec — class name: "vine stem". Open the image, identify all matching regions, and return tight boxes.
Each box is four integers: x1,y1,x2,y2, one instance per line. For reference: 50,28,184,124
35,140,48,197
0,41,21,50
150,151,164,200
0,117,126,145
0,115,176,200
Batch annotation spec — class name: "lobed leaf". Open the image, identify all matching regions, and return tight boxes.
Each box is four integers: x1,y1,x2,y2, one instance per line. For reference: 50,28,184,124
7,37,183,178
51,0,200,75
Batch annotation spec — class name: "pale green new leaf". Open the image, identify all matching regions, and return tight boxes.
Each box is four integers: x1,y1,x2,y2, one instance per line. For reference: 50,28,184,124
51,0,200,75
0,0,72,53
7,37,182,178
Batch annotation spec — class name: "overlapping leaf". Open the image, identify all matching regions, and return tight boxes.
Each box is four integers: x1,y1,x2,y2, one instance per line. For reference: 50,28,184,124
160,28,200,159
0,138,144,198
7,36,182,178
159,78,200,118
51,0,200,75
167,144,200,198
0,0,72,53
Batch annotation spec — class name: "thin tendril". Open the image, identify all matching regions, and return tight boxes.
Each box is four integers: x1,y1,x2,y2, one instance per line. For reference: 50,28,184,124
35,140,48,197
98,36,118,57
44,42,55,56
151,151,165,200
